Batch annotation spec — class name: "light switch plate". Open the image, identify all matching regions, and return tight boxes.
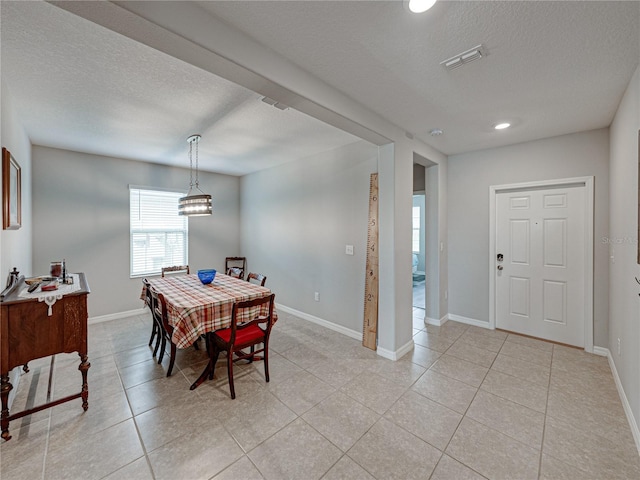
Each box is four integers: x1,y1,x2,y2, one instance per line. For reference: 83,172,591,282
345,245,354,255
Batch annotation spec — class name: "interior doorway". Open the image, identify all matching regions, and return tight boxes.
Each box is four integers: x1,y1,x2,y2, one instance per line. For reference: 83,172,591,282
412,194,426,311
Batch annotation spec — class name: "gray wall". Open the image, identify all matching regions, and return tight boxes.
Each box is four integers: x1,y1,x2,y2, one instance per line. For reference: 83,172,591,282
240,140,378,335
32,146,241,318
448,128,610,347
1,82,32,281
608,65,639,435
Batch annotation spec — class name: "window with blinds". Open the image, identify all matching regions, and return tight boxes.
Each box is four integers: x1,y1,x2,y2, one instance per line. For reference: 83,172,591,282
130,187,188,277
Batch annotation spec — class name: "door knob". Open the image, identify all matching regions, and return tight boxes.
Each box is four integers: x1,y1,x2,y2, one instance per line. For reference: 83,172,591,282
497,265,504,271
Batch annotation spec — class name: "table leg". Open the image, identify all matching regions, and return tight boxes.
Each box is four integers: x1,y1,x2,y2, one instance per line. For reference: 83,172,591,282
1,374,13,441
78,353,90,411
189,360,212,390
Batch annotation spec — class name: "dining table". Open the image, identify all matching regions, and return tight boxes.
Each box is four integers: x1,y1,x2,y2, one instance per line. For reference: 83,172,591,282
141,272,276,389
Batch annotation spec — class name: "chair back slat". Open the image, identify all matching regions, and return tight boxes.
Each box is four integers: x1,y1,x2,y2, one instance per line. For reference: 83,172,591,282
161,265,190,277
246,272,267,287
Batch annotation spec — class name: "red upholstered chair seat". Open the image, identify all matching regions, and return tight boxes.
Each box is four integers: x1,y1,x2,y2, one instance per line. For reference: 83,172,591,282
207,294,275,399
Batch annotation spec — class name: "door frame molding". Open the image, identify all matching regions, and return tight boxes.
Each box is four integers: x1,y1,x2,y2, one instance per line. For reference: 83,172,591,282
489,176,594,352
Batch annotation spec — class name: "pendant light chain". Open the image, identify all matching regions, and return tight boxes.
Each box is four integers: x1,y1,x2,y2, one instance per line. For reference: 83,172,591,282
189,139,194,189
194,136,200,189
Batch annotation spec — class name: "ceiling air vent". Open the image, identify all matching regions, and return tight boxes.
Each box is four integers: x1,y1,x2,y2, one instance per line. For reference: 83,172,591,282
440,45,487,70
261,96,289,111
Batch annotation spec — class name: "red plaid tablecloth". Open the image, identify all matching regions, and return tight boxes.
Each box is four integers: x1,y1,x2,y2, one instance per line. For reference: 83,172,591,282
141,273,276,348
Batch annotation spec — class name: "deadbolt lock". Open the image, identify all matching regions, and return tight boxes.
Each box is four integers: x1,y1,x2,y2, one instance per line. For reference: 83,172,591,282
497,253,504,262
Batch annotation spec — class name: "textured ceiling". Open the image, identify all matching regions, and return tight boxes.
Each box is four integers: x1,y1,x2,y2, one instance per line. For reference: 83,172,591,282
202,0,640,155
1,1,639,174
0,1,359,175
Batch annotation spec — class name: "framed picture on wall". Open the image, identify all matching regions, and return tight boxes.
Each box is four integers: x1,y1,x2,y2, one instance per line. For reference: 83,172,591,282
2,147,21,230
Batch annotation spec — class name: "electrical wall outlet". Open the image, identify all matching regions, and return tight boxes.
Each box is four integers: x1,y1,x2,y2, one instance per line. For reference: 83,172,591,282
345,245,354,255
314,292,320,302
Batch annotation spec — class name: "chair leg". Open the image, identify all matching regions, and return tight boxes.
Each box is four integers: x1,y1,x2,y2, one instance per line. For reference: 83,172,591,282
167,342,176,377
152,324,162,357
148,322,157,347
264,346,270,383
158,335,167,364
227,348,236,399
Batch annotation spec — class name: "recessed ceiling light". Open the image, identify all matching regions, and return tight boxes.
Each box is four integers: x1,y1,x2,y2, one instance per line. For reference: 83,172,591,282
429,128,444,136
494,123,511,130
408,0,437,14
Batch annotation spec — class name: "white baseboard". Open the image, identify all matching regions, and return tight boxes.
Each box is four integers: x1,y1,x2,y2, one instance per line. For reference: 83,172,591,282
447,313,492,329
88,308,147,325
276,304,362,341
599,347,640,454
378,338,414,361
425,315,449,327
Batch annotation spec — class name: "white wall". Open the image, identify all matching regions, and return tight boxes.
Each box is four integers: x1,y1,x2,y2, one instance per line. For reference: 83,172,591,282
608,65,640,442
448,129,610,346
1,82,32,281
240,140,377,335
32,146,241,318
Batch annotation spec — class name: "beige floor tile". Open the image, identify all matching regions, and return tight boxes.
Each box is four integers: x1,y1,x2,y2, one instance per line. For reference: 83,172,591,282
505,333,554,352
217,389,297,452
366,357,426,387
147,421,244,480
270,370,336,415
302,391,379,452
248,352,303,386
125,371,197,415
135,395,215,452
213,455,265,480
426,320,469,339
119,356,173,389
304,357,366,388
539,453,598,480
446,417,539,480
456,331,505,353
413,330,456,353
347,418,442,480
466,390,545,449
0,418,49,480
480,369,548,413
430,354,489,387
248,418,342,480
48,389,132,444
340,371,406,415
446,340,498,367
404,343,442,368
45,419,144,480
322,456,375,480
103,456,154,480
546,384,632,444
491,352,550,387
466,326,508,340
411,370,477,414
543,415,640,478
384,390,462,450
499,341,552,368
430,454,487,480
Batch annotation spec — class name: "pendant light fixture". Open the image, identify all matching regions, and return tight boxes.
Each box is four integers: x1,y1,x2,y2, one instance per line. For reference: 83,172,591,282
178,134,212,216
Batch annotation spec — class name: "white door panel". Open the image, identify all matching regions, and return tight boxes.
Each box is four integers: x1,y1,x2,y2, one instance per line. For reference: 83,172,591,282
496,186,585,346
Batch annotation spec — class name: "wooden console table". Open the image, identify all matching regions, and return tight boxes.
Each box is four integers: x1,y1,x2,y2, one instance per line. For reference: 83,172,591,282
0,273,90,441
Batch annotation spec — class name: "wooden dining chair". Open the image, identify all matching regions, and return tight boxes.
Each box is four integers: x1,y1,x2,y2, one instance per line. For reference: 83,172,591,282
208,294,275,399
161,265,190,277
143,278,162,357
149,287,178,376
246,272,267,287
226,267,244,279
225,257,246,280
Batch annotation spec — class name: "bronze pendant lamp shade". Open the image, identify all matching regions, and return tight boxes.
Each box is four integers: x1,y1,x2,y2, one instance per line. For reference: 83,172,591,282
178,134,212,216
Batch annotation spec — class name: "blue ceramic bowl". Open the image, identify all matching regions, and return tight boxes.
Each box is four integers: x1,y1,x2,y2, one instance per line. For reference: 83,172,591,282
197,269,216,284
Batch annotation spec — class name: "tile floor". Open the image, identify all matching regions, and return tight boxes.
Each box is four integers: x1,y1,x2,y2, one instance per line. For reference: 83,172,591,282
2,308,639,479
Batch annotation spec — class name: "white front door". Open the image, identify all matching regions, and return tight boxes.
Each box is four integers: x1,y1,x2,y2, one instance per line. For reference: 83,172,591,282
495,185,585,346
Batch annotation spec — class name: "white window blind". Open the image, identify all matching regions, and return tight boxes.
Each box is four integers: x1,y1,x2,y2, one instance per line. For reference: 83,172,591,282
130,187,188,277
